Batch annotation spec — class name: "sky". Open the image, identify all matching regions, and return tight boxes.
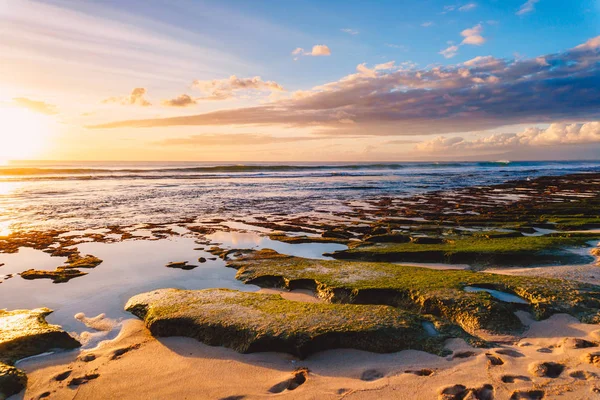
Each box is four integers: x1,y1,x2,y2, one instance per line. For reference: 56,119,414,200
0,0,599,162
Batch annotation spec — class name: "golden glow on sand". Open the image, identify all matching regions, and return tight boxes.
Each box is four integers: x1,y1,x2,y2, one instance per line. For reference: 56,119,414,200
0,107,52,164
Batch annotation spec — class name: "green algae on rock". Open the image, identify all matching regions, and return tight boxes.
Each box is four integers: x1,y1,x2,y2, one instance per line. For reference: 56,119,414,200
0,308,80,398
0,308,80,364
65,254,103,269
331,234,599,266
20,267,87,283
125,288,446,358
226,250,600,335
0,362,27,400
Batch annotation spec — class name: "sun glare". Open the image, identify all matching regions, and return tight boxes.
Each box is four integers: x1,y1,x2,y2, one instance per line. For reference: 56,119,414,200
0,107,52,164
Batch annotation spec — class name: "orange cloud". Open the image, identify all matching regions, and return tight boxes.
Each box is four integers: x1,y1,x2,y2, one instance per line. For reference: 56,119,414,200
102,88,151,106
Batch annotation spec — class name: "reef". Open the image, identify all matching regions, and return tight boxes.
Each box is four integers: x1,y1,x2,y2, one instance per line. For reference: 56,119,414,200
226,249,600,335
125,288,447,359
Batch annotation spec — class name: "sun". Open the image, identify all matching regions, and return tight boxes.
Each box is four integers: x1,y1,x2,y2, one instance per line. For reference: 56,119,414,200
0,106,53,164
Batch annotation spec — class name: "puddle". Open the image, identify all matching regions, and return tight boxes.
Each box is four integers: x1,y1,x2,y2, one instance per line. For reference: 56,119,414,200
207,230,347,260
422,321,439,336
0,237,256,336
464,286,529,304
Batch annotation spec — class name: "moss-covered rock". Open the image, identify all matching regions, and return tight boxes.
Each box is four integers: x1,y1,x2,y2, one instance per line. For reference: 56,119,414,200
20,267,87,283
125,288,446,358
0,308,80,398
0,362,27,400
0,308,80,364
331,234,599,266
65,254,103,269
227,250,600,335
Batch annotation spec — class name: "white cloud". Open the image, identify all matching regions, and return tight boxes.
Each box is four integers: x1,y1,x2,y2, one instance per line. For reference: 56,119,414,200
341,28,359,35
415,122,600,153
459,3,477,11
461,24,486,45
516,0,539,16
439,45,459,58
291,44,331,59
421,21,434,27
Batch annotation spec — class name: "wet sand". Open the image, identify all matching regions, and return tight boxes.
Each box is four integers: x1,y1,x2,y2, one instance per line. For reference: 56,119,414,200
14,312,600,400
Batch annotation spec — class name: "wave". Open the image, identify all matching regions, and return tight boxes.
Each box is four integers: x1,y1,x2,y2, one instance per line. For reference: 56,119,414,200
1,161,598,177
0,164,407,176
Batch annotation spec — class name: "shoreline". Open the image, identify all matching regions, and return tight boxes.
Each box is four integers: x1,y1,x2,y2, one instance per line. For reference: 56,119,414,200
14,313,600,399
2,171,600,399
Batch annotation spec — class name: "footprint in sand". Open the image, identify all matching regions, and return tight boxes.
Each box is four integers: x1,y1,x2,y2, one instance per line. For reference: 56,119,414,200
451,351,476,359
501,375,531,383
495,349,524,358
405,368,435,376
528,361,565,378
268,368,309,393
560,337,597,349
438,383,494,400
110,343,141,360
360,369,384,381
78,353,96,362
219,396,246,400
68,373,100,387
509,389,545,400
485,353,504,366
569,370,597,380
53,370,72,382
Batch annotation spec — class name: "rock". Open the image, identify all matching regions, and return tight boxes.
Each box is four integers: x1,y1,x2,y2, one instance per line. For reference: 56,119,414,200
410,236,445,244
125,288,444,359
0,308,80,364
0,309,79,399
20,268,87,283
364,233,411,243
322,230,354,240
165,261,198,270
198,257,207,263
65,254,103,269
0,362,27,399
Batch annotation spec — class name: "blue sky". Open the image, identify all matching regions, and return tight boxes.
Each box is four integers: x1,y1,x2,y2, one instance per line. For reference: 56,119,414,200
0,0,599,161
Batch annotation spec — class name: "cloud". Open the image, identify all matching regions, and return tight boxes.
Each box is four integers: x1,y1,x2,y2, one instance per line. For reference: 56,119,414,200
516,0,540,16
292,45,332,59
440,24,486,58
415,122,600,153
102,88,151,106
340,28,359,35
461,24,486,45
161,94,197,107
458,3,477,11
421,21,434,27
439,45,459,58
11,98,58,115
155,133,334,146
191,75,284,100
91,35,600,138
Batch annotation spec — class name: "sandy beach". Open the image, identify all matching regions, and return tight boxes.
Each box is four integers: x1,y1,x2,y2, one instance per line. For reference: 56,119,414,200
13,310,600,400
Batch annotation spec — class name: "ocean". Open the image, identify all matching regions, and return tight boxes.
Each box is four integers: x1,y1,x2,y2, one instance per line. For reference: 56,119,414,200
1,160,600,233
